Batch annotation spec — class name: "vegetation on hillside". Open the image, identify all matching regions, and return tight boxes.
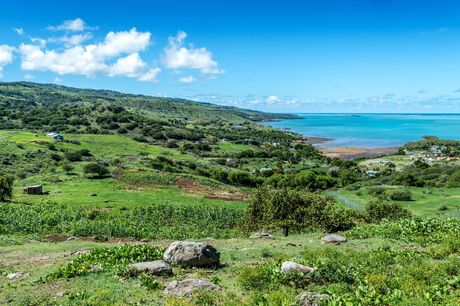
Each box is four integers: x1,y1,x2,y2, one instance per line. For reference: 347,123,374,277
1,84,460,304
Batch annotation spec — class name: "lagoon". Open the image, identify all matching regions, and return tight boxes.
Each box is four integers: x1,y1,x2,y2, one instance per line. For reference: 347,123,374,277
265,113,460,148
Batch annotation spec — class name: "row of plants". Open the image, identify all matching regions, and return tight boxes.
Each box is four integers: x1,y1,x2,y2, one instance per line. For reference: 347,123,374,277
0,202,245,240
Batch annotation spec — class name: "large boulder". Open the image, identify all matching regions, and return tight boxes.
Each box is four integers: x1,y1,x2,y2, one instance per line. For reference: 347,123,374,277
164,279,221,296
299,291,330,306
163,241,220,267
281,261,316,274
128,260,172,276
321,234,347,244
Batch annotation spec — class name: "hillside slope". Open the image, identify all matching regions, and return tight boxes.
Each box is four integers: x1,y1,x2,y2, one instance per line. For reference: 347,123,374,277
0,82,295,122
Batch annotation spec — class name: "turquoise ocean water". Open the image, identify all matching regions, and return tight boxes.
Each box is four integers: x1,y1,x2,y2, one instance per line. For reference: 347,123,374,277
264,114,460,148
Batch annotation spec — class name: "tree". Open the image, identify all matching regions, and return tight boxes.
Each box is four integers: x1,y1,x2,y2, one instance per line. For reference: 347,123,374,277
62,162,74,175
244,187,353,236
0,175,14,202
83,163,110,178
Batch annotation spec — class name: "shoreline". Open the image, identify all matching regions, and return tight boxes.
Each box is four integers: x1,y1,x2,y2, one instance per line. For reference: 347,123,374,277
297,136,398,159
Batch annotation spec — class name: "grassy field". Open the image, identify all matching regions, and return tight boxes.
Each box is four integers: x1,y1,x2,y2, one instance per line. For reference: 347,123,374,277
333,187,460,218
13,177,245,211
1,227,459,305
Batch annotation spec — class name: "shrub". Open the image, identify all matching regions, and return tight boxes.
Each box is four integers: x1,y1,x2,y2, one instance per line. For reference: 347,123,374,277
389,190,412,201
365,200,411,223
448,170,460,187
83,163,110,178
0,175,14,202
66,151,82,162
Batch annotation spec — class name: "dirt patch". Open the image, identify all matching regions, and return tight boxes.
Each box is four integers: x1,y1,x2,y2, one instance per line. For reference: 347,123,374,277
44,235,68,243
176,178,247,202
317,146,398,160
205,190,247,202
175,178,210,193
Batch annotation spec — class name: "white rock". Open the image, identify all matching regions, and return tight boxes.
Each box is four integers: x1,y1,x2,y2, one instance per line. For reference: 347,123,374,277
321,234,347,244
281,261,316,274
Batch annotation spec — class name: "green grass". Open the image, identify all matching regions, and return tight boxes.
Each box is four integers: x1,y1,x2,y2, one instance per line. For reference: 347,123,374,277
1,230,459,305
1,130,197,161
14,177,244,210
334,187,460,217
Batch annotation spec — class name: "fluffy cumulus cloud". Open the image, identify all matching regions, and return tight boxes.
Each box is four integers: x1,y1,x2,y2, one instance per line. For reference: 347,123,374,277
0,19,223,84
0,45,14,77
162,31,223,75
19,27,159,82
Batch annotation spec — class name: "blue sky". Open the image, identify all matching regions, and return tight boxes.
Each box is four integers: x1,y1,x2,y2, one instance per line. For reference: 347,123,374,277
1,0,460,113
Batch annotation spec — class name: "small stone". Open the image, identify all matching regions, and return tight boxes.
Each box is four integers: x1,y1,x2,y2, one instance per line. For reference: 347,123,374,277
299,291,330,306
321,234,347,244
281,261,316,274
56,292,65,297
66,236,79,241
164,279,220,296
89,265,101,271
7,272,28,279
128,260,173,276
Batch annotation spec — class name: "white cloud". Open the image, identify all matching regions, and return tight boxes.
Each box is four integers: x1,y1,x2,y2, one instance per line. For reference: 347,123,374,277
162,31,223,75
0,45,14,77
24,74,34,80
108,53,146,77
50,33,92,47
47,18,91,32
53,77,63,83
19,28,158,82
13,27,24,35
266,95,279,104
138,67,161,82
178,75,197,83
31,38,47,47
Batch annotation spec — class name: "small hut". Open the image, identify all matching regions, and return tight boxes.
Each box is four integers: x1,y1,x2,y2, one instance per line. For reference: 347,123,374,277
23,185,43,195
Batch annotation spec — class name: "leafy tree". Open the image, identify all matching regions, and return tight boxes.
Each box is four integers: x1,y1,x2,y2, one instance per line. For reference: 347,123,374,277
84,163,110,178
245,187,354,236
0,175,14,202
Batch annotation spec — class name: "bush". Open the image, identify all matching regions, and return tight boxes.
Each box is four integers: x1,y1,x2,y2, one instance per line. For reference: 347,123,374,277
83,163,110,178
389,190,412,201
0,175,14,202
365,200,411,223
66,151,82,162
448,170,460,187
